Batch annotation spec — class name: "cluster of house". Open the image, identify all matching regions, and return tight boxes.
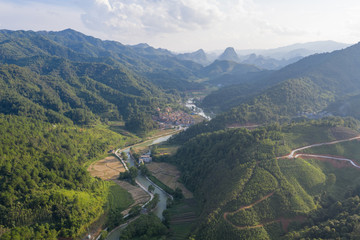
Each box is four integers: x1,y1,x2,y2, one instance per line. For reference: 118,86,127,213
153,107,195,128
138,152,152,164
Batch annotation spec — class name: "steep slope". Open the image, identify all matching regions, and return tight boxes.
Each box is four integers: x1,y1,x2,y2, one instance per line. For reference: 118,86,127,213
218,47,240,62
236,41,350,59
0,114,130,239
0,29,200,133
167,119,360,239
197,59,269,87
176,49,209,66
0,29,204,92
241,54,302,70
43,29,204,91
202,42,360,125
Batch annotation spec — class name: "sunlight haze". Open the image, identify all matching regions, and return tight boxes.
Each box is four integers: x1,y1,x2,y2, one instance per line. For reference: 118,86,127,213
1,0,359,52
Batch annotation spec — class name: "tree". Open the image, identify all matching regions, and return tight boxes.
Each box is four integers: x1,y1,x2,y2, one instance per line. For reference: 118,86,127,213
121,151,128,161
139,164,150,176
118,167,138,184
128,205,141,217
174,187,184,200
148,185,155,193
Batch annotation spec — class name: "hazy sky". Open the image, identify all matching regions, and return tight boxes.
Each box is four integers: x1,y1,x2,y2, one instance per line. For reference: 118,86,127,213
0,0,359,52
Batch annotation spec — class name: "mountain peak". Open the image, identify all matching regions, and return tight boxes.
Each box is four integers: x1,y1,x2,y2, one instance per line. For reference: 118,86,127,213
176,49,209,65
218,47,239,62
132,43,150,49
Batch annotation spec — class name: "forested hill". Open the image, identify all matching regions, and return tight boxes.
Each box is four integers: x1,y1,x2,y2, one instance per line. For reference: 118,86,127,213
0,114,129,239
201,42,360,125
166,118,360,239
0,29,203,90
0,29,206,133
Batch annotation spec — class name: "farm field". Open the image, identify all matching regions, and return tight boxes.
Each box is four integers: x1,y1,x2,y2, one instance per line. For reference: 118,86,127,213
88,155,126,180
113,180,150,216
168,199,200,240
146,162,193,198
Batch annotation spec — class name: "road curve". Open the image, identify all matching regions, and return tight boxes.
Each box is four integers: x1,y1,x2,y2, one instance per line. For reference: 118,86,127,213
286,136,360,159
280,135,360,168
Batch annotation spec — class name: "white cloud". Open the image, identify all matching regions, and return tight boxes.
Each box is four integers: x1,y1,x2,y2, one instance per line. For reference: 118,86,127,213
1,0,359,51
81,0,238,36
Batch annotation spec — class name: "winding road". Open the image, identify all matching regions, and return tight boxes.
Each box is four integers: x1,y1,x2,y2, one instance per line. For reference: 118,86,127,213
105,134,174,240
224,134,360,231
283,135,360,168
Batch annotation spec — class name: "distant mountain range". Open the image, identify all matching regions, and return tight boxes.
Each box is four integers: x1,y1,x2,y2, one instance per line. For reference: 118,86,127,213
201,41,360,127
175,40,350,70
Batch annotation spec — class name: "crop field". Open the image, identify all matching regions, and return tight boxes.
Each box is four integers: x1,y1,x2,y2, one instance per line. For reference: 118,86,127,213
146,162,193,198
88,155,126,180
168,199,199,240
107,183,134,212
113,180,150,215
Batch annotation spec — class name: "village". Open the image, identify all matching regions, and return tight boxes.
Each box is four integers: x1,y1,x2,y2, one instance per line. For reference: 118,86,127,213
152,107,195,129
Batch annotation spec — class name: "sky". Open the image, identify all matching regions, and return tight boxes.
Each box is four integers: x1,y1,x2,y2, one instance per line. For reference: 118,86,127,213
0,0,360,52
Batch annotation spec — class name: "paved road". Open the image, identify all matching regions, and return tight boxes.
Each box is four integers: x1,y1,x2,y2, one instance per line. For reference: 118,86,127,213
282,135,360,168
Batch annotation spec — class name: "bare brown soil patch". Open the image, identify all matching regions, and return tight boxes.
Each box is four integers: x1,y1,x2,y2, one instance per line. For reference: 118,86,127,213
88,156,126,180
146,162,193,198
113,180,150,215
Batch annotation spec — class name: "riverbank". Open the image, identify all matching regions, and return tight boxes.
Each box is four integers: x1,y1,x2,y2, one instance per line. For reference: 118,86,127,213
105,134,175,240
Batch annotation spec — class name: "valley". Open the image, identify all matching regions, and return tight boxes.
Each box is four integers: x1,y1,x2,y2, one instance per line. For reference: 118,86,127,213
2,28,360,240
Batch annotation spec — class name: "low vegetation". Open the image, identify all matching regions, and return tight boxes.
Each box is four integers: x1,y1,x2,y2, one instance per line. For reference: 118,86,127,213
119,213,168,240
162,118,360,239
105,183,134,230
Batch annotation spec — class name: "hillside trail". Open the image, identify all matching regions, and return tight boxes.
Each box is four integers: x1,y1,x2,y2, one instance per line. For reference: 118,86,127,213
224,135,360,231
223,191,275,221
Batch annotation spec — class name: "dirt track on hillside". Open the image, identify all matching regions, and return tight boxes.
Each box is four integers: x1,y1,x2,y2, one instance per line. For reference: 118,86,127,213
223,191,305,232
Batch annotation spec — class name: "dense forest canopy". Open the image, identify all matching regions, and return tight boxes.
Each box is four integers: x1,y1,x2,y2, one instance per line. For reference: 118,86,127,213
164,118,360,239
201,42,360,128
0,114,130,238
0,29,209,134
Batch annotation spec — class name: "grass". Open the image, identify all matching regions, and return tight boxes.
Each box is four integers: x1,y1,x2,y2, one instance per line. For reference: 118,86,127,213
301,139,360,164
144,128,178,139
283,125,336,149
130,129,179,153
303,158,360,200
154,144,180,157
148,175,175,195
283,125,358,150
106,182,134,212
167,199,200,240
80,124,131,169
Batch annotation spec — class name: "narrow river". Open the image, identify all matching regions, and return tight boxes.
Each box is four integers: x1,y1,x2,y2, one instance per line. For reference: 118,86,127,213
106,100,209,239
185,98,211,120
106,137,171,240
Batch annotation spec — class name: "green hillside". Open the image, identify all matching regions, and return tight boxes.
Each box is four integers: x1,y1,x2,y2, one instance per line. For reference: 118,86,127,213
165,119,360,239
0,30,202,134
0,114,133,239
201,42,360,125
